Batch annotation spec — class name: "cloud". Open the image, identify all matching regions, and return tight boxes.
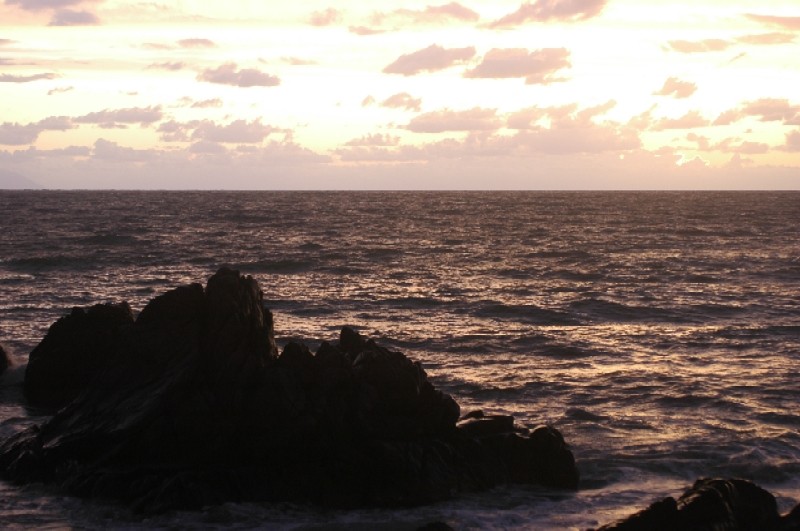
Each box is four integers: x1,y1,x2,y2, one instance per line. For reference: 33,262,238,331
383,44,476,75
650,110,708,131
93,138,154,162
49,9,100,26
345,133,400,147
745,14,800,31
348,26,385,36
189,140,227,155
157,118,280,143
340,104,639,163
489,0,609,27
309,8,341,26
197,63,280,87
148,61,186,71
406,107,501,133
191,98,223,109
654,77,697,99
463,47,570,84
688,134,771,155
371,3,480,25
507,101,616,129
712,109,741,126
666,32,794,54
47,85,74,95
713,99,800,126
418,2,479,22
785,130,800,152
177,38,216,48
736,32,796,45
0,39,15,46
0,116,72,145
381,92,422,112
280,56,317,66
500,101,637,154
666,39,731,53
74,106,163,128
0,72,58,83
5,0,87,10
741,98,800,123
192,119,278,143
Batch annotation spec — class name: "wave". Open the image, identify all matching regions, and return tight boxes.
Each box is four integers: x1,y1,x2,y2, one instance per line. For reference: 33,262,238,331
234,259,315,274
568,298,686,323
472,302,578,325
80,233,139,246
2,255,97,272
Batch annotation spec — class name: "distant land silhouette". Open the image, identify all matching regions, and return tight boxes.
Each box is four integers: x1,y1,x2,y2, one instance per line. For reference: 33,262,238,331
0,170,40,189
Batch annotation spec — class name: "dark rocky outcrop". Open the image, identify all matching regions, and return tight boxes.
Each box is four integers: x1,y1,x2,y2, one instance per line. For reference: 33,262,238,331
0,267,579,512
0,344,10,375
24,301,134,409
592,478,800,531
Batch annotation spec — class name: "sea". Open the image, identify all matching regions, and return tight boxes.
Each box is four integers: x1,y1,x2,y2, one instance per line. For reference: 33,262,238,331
0,190,798,530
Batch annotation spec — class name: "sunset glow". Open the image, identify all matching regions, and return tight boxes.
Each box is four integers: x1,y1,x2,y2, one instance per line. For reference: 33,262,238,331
1,0,799,189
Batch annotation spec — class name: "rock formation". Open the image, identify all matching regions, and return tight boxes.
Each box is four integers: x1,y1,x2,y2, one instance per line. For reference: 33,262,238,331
0,267,579,512
592,478,800,531
0,344,10,375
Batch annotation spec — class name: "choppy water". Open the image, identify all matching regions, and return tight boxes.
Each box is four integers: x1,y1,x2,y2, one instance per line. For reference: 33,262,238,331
0,190,799,529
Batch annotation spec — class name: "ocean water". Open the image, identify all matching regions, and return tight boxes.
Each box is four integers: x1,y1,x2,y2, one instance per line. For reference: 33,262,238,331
0,190,798,529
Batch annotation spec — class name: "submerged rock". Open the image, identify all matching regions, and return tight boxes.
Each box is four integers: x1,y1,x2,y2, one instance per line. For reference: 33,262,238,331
592,478,799,531
0,267,579,512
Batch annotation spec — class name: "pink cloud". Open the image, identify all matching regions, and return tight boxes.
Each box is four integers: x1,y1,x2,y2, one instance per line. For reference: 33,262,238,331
148,61,186,71
372,3,479,25
47,85,74,95
713,109,742,126
49,9,99,26
345,133,400,147
0,72,58,83
348,26,385,36
666,39,731,53
784,130,800,152
741,98,800,123
158,118,281,144
650,111,708,131
422,2,480,22
381,92,422,112
74,106,163,127
178,38,216,48
383,44,476,75
189,141,227,154
745,14,800,31
405,108,501,133
0,116,73,145
464,48,570,84
191,98,223,109
736,32,796,45
192,119,278,143
6,0,90,10
93,138,154,162
309,8,341,26
489,0,609,27
654,77,697,99
197,63,280,87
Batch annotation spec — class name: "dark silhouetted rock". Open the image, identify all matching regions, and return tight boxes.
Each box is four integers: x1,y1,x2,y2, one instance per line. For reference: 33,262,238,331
0,268,579,513
0,344,10,375
24,301,134,409
592,478,793,531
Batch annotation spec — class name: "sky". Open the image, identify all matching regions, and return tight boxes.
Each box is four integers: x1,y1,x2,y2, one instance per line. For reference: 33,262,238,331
1,0,799,189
